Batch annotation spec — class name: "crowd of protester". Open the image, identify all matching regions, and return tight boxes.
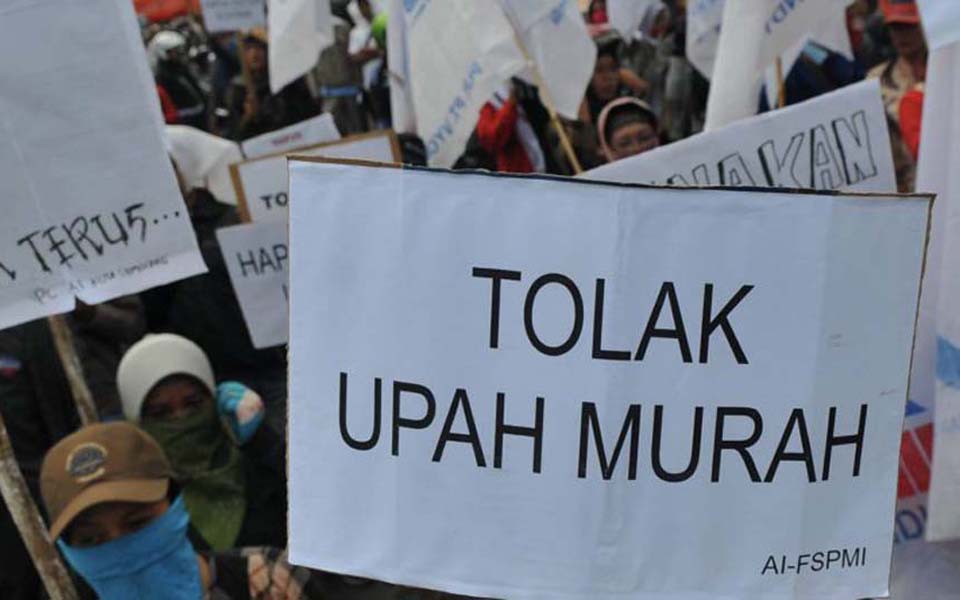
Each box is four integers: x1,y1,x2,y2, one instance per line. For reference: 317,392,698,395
0,0,929,598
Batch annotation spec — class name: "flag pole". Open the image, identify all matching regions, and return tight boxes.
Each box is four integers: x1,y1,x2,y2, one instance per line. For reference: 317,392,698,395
775,56,786,109
0,412,80,600
47,315,98,425
511,31,584,175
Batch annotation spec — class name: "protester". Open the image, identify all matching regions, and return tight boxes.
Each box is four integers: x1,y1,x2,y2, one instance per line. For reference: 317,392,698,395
867,0,927,191
116,333,285,551
0,319,82,600
223,29,321,140
758,41,864,112
477,85,548,174
40,421,322,599
316,11,367,135
348,0,388,128
208,33,243,133
597,97,660,162
148,30,208,130
900,83,924,160
140,170,288,434
585,30,649,126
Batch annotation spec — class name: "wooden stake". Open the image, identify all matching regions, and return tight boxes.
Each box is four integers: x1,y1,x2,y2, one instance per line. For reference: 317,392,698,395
47,315,97,426
775,56,787,109
0,412,80,600
512,32,584,175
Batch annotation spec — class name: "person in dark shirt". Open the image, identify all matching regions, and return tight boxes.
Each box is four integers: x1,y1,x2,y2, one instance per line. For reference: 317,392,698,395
223,30,321,141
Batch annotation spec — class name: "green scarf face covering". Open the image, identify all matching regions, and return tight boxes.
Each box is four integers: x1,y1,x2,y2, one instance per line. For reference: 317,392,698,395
142,400,246,551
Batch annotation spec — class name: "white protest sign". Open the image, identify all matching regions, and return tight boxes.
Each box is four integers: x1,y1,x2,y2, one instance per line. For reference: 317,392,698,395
0,0,205,330
917,0,960,51
199,0,265,33
288,160,929,599
230,130,399,222
240,113,341,159
585,80,895,193
217,222,288,349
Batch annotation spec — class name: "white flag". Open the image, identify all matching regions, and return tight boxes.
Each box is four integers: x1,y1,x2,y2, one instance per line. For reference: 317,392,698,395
605,0,656,39
165,125,244,206
761,10,852,109
267,0,334,94
918,41,960,543
500,0,597,119
399,0,526,167
705,0,850,130
686,0,725,78
387,0,416,133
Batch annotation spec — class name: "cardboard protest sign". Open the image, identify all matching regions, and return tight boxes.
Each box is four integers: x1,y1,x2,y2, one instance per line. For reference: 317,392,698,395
0,0,205,330
585,79,895,193
217,222,288,349
230,130,400,222
287,160,930,599
199,0,265,33
240,113,340,159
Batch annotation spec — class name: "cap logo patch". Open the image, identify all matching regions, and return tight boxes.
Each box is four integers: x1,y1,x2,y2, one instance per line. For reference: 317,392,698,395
66,443,107,483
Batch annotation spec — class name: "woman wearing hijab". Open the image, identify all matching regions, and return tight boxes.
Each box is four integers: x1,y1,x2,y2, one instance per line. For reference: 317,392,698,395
597,97,661,163
116,333,286,551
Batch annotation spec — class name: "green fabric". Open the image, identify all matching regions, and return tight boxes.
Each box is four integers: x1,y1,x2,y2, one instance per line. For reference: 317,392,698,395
141,401,246,551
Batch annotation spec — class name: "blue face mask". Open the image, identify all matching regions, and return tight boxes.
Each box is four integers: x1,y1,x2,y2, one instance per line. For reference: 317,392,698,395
58,495,203,600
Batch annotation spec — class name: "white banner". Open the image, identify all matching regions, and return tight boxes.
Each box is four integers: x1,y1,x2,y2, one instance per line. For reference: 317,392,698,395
917,0,960,52
501,0,597,120
199,0,266,33
0,0,205,330
267,0,334,94
230,131,399,222
288,160,929,599
398,0,526,166
584,80,895,193
240,112,340,158
217,221,288,349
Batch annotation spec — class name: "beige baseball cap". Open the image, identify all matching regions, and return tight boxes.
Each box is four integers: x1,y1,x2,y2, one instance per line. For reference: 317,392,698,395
40,422,173,540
